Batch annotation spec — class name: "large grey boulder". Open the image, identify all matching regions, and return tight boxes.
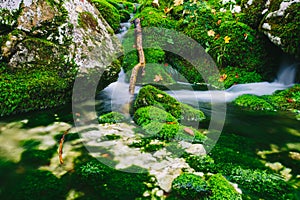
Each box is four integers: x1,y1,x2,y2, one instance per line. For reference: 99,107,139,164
0,0,122,115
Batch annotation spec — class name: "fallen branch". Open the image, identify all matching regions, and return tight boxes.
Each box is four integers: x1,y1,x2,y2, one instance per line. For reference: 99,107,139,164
129,18,145,94
58,128,71,164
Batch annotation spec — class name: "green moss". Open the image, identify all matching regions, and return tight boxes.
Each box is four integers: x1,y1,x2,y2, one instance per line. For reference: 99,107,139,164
134,85,206,122
233,94,275,111
208,66,263,89
92,0,121,32
78,11,98,31
98,111,126,124
207,174,242,200
134,106,177,126
143,121,179,140
172,173,210,200
239,0,266,28
20,148,56,167
76,158,150,199
0,9,19,34
228,167,295,199
186,155,216,173
266,3,300,58
119,9,131,22
19,170,65,200
135,7,178,29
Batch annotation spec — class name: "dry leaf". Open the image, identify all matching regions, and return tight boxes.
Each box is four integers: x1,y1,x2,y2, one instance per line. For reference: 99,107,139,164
207,30,215,37
174,0,184,7
183,127,194,136
219,74,227,82
214,34,220,40
211,9,216,15
217,19,222,25
164,7,173,14
154,74,163,82
157,94,164,98
224,36,231,43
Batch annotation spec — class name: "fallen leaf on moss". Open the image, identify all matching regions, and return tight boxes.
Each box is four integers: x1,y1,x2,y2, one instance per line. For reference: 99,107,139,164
149,11,153,14
157,94,164,98
211,9,216,15
174,0,184,6
214,34,220,40
154,74,163,82
164,7,173,14
217,19,222,25
207,30,215,37
224,36,231,43
219,74,227,82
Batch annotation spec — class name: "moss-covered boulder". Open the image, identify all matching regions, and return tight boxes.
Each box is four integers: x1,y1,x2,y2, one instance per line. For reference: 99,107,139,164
233,94,275,111
171,173,210,199
260,1,300,59
0,0,122,116
134,85,206,123
207,174,242,200
98,112,126,124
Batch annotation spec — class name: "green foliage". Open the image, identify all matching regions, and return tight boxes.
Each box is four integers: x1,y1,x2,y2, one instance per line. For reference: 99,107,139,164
233,94,275,111
228,167,295,199
134,85,206,122
20,148,55,167
135,7,178,29
119,9,131,22
98,112,126,124
207,174,242,200
134,106,177,126
78,11,98,31
143,121,179,140
92,0,121,32
172,173,210,200
123,45,166,72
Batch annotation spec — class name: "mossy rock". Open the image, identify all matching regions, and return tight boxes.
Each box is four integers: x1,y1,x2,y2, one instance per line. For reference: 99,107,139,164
134,85,206,122
134,106,177,126
171,173,210,199
143,121,179,140
92,0,121,32
233,94,275,111
228,167,295,199
240,0,267,28
208,66,263,89
98,111,126,124
207,173,242,200
78,11,98,31
260,2,300,59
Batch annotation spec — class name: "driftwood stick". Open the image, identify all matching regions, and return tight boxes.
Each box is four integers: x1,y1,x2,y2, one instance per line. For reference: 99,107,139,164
129,18,145,94
58,128,71,164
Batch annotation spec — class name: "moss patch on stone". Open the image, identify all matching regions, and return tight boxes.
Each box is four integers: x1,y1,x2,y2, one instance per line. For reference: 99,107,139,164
92,0,121,32
98,112,126,124
134,85,206,122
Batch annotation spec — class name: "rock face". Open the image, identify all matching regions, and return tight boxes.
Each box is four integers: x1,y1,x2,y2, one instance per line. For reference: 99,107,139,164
0,0,122,115
242,0,300,59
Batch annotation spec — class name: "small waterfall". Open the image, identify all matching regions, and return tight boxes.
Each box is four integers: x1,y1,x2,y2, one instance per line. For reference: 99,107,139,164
275,63,298,85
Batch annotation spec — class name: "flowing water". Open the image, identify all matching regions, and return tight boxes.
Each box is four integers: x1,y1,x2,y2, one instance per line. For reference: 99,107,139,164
0,9,299,197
